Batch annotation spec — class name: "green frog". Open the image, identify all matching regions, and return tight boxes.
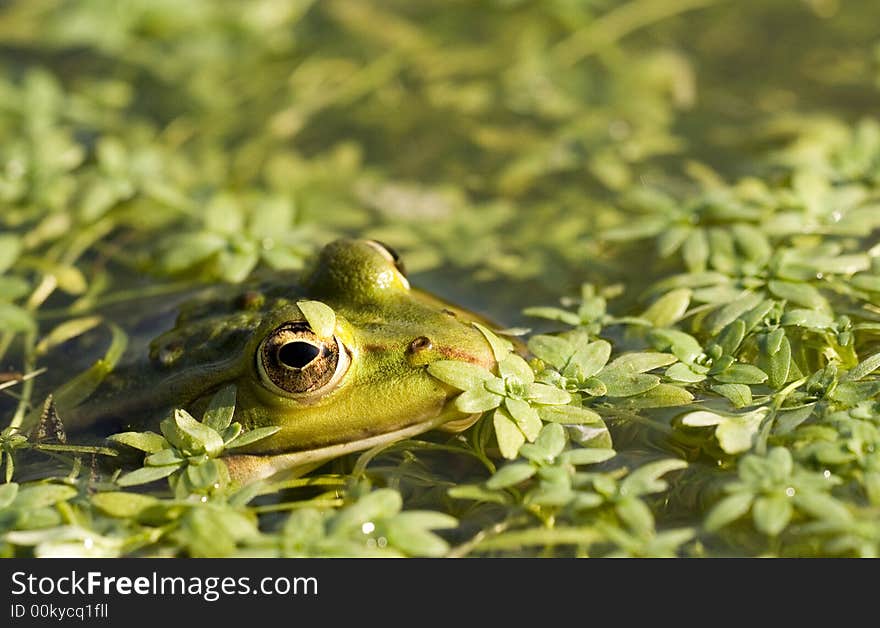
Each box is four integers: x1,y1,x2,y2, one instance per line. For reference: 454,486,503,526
49,239,498,482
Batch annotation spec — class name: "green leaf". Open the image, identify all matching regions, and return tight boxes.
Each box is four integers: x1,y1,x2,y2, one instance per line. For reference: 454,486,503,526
781,308,835,329
830,381,880,405
505,398,542,442
225,426,282,450
683,228,709,272
12,484,77,509
620,459,687,496
764,328,786,355
498,354,534,383
768,280,828,310
764,335,792,389
117,465,179,487
427,360,494,391
732,224,771,262
203,384,237,432
0,303,36,333
717,319,746,355
842,353,880,382
559,448,616,466
538,405,603,425
710,383,753,408
657,224,691,258
793,493,853,525
204,194,244,233
852,274,880,292
0,276,31,301
649,329,703,365
578,377,608,396
681,408,767,454
144,449,183,466
665,362,707,383
159,232,227,274
528,484,575,507
641,289,691,327
222,423,242,444
91,492,161,519
175,508,247,558
0,234,22,274
524,382,571,405
603,216,668,241
384,521,450,557
616,496,655,536
804,254,870,275
531,422,567,460
598,371,660,397
752,495,793,536
392,511,458,531
864,472,880,507
704,493,754,531
108,431,168,453
161,409,225,457
563,340,611,380
473,322,513,362
528,335,571,369
705,291,763,335
296,300,336,338
0,482,18,508
486,463,537,489
51,264,88,295
739,299,777,333
494,408,526,460
604,352,677,374
773,405,815,434
447,485,511,505
248,197,295,239
217,244,259,283
620,384,694,408
522,307,582,326
185,459,223,490
714,363,768,385
455,386,502,413
330,489,403,534
280,509,326,553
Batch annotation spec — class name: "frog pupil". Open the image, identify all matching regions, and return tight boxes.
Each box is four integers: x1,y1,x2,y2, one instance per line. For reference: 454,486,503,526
278,341,321,369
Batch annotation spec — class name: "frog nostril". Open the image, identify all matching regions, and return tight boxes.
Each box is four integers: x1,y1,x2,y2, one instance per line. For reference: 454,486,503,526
278,341,321,369
408,336,433,353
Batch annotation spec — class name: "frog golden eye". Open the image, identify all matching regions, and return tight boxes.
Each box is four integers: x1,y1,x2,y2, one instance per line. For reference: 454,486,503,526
257,322,351,397
366,240,407,277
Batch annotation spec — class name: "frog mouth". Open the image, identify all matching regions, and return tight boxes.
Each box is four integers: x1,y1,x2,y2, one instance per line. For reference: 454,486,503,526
225,408,479,483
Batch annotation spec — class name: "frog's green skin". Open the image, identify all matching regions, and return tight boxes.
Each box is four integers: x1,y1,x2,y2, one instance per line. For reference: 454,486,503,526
58,239,497,481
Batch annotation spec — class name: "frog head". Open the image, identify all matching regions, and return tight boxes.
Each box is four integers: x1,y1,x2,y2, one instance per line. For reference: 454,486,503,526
225,239,498,478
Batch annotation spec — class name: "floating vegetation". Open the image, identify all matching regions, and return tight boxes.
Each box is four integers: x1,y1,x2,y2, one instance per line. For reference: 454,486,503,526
2,0,880,557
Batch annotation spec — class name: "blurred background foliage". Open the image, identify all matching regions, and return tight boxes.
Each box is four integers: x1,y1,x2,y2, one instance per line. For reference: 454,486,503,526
0,0,877,303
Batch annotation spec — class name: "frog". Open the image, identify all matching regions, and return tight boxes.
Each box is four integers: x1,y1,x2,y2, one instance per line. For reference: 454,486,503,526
49,239,498,482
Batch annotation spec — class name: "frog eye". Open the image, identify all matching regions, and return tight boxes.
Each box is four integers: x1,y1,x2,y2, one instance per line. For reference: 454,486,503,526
257,322,351,397
366,240,407,278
